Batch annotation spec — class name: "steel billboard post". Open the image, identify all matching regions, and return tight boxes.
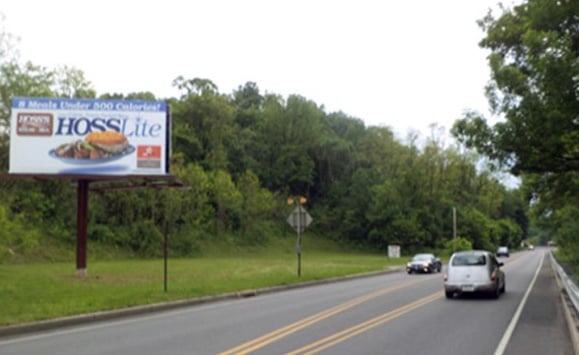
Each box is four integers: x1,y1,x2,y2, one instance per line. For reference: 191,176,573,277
76,179,89,278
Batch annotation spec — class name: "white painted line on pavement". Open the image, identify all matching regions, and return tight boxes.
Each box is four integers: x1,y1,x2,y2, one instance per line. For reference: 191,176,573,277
0,299,230,346
493,252,544,355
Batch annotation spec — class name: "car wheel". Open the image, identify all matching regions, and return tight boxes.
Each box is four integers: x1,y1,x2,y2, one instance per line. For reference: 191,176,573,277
445,291,454,299
407,270,412,274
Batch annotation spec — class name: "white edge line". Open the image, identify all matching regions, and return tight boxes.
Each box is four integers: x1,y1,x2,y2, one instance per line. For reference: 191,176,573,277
0,299,231,347
493,252,545,355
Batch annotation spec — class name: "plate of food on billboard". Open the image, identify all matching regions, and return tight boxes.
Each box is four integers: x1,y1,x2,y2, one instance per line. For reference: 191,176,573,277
49,131,136,165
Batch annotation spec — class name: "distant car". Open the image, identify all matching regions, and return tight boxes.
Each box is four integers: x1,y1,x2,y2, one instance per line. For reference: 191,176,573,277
528,244,534,251
444,250,505,299
496,246,510,257
406,253,442,274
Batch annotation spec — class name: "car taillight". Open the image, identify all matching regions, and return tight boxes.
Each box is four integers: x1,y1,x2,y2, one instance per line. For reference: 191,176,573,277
443,274,448,281
490,271,496,281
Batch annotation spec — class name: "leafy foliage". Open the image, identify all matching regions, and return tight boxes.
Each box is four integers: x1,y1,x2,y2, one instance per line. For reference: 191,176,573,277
0,18,529,263
453,0,578,175
444,237,473,253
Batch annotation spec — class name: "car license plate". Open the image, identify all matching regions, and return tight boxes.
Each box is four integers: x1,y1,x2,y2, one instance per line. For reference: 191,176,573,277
461,285,475,292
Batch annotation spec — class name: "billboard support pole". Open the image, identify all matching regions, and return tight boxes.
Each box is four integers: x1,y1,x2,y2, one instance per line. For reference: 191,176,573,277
76,179,89,278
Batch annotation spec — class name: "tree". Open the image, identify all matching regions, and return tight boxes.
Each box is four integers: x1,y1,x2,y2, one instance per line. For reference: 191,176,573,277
171,77,235,171
253,95,322,194
236,170,277,240
452,0,579,175
210,170,242,235
227,82,263,178
51,65,96,98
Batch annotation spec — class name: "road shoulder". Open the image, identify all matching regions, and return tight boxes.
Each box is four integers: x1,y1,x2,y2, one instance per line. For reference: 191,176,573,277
504,253,575,355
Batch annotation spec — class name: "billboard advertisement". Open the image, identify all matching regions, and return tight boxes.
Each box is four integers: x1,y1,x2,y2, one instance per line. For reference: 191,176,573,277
9,97,170,176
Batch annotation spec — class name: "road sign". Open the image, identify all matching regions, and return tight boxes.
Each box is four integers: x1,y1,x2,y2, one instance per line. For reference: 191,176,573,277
286,206,313,232
388,245,401,258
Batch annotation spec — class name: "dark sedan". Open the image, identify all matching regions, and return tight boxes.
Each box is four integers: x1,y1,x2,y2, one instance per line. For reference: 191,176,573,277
406,253,442,274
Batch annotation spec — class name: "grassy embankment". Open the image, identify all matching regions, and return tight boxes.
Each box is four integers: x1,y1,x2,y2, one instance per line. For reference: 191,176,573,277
0,235,409,326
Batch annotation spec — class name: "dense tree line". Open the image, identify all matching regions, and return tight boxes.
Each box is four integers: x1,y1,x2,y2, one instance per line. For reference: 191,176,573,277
0,11,532,262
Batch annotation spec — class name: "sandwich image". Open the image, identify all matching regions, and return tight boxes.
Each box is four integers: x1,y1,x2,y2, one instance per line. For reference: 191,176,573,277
54,131,130,160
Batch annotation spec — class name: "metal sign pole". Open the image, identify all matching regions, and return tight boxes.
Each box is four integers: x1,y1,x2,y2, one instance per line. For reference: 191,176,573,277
297,204,302,278
286,196,312,278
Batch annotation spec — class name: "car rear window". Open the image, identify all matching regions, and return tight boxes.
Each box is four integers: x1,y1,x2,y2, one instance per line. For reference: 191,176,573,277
412,254,432,261
452,254,486,266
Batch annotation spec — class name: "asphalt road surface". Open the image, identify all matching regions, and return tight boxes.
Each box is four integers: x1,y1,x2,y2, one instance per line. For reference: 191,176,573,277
0,248,574,354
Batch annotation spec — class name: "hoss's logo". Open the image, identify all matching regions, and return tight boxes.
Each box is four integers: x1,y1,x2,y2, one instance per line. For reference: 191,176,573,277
16,113,53,136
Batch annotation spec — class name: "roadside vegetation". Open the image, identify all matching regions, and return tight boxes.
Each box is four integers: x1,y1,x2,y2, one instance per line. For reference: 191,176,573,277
0,235,412,326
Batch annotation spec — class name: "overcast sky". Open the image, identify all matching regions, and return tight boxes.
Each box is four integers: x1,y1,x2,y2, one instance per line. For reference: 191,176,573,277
1,0,511,139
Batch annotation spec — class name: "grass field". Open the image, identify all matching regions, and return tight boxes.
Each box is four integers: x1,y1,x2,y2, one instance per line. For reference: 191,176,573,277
0,237,409,326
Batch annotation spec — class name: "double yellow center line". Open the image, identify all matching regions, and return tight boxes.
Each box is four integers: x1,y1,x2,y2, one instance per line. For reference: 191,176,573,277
288,291,443,355
218,276,437,355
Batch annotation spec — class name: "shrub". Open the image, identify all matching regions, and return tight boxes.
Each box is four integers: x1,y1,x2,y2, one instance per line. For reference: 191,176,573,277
444,237,473,253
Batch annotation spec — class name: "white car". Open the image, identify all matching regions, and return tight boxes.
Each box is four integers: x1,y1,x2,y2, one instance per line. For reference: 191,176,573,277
444,250,505,299
496,246,510,257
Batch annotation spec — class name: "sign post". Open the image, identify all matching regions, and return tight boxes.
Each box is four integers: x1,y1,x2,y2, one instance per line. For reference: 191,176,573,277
286,197,313,277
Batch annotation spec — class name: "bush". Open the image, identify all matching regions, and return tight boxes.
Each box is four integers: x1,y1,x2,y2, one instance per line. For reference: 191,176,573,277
123,220,163,257
444,237,473,254
237,220,279,246
169,228,204,257
89,224,116,244
0,206,40,263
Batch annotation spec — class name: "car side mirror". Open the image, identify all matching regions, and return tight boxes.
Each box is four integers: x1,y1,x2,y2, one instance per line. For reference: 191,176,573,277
499,262,504,267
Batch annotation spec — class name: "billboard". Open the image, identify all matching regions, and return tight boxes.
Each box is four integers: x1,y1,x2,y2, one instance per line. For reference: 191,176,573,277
9,97,170,176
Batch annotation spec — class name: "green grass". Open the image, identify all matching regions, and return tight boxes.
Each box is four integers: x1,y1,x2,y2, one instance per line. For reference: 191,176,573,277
0,236,407,326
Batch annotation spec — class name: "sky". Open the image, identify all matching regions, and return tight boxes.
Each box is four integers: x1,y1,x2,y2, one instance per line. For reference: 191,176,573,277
1,0,510,140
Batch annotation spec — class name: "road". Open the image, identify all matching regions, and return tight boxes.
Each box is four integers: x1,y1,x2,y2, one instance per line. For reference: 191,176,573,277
0,248,574,354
